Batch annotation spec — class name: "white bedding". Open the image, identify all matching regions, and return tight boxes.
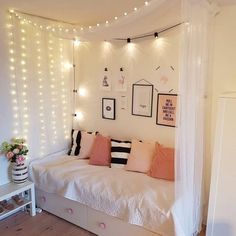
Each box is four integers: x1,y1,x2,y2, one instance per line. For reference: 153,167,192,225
29,155,175,235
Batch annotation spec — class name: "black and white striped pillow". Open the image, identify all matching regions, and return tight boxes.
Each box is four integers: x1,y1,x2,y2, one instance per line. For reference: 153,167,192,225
68,129,82,156
111,139,131,168
68,130,98,156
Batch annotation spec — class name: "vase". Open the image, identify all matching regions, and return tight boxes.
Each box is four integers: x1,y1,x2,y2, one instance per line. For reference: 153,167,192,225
12,162,28,184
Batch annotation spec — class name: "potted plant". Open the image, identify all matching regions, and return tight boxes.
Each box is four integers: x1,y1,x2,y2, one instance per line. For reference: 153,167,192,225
0,138,29,184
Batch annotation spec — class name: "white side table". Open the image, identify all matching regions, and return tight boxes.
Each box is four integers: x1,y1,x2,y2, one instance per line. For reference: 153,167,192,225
0,180,36,220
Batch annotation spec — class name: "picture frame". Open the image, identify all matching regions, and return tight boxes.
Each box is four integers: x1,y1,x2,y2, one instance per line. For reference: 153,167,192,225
102,98,116,120
132,84,153,117
156,93,177,127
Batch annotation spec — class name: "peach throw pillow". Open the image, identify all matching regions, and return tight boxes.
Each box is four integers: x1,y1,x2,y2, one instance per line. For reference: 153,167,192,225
89,134,111,166
125,139,155,173
148,143,175,181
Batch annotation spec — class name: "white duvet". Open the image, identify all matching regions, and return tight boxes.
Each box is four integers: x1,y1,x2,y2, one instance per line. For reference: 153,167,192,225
29,155,175,235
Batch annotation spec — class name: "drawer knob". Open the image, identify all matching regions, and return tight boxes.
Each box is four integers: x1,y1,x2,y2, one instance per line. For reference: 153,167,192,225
99,222,106,229
66,208,73,214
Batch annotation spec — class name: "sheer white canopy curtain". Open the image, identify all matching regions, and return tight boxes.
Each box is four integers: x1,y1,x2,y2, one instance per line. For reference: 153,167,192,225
173,0,217,235
8,13,73,160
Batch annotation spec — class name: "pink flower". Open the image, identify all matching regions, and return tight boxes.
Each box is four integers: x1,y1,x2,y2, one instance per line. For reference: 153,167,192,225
13,148,19,154
6,152,14,160
16,156,25,165
18,144,23,149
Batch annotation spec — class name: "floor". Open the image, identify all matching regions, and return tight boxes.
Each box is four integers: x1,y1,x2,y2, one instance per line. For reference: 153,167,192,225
0,211,95,236
0,210,206,236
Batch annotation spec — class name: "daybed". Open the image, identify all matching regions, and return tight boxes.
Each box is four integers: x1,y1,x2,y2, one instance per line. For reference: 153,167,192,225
29,154,175,236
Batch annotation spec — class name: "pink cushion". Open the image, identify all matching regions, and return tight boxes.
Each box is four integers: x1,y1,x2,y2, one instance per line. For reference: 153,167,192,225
148,143,175,181
77,131,96,159
125,139,155,173
89,134,111,166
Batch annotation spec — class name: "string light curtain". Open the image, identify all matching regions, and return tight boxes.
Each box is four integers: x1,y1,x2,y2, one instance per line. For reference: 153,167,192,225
173,0,217,235
7,13,73,160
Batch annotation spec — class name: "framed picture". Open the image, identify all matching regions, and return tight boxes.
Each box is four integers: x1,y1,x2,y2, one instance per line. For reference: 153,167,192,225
102,98,116,120
132,84,153,117
156,93,177,127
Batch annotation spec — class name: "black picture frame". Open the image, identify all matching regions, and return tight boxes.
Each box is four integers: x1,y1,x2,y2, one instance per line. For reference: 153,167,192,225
102,98,116,120
132,84,153,117
156,93,177,127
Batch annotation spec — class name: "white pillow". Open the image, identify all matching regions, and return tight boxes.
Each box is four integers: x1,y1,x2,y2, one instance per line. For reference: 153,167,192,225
77,131,96,159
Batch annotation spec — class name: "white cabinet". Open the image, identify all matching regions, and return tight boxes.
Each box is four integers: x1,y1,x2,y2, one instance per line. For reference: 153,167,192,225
206,93,236,236
0,180,36,220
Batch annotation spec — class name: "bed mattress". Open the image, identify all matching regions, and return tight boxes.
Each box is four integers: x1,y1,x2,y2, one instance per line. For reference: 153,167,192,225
29,155,175,235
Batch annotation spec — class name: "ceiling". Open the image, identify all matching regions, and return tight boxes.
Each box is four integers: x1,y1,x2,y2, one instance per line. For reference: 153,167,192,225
2,0,235,40
4,0,156,26
2,0,235,26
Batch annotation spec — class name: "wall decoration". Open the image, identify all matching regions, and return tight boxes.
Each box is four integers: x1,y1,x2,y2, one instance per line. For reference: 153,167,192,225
101,67,111,91
156,93,177,127
115,67,127,92
102,98,116,120
120,95,128,110
132,84,153,117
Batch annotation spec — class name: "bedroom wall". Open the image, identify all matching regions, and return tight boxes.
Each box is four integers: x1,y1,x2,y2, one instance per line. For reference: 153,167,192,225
74,27,180,146
205,3,236,219
0,7,15,185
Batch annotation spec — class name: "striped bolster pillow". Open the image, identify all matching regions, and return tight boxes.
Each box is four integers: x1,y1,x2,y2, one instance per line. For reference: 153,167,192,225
111,139,131,168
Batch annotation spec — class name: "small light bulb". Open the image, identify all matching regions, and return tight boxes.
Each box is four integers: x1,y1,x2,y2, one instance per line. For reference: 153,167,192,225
114,16,118,20
105,20,109,24
134,7,138,11
124,12,127,16
145,1,149,6
74,39,81,46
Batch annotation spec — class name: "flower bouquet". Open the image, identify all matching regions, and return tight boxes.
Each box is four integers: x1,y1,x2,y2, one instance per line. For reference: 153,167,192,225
0,138,28,164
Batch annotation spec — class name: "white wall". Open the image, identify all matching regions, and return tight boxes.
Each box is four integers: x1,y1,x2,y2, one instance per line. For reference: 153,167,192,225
205,3,236,220
0,7,15,185
75,28,180,146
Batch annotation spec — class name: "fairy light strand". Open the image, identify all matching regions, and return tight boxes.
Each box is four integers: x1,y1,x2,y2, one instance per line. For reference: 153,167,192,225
7,1,151,35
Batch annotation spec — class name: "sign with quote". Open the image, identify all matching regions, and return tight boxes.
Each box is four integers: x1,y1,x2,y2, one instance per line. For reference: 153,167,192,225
157,93,177,127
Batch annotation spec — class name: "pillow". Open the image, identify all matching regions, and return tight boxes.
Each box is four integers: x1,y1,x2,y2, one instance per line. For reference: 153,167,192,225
89,134,111,166
68,129,97,156
111,139,131,168
148,143,175,181
77,131,96,159
68,129,82,156
125,139,155,173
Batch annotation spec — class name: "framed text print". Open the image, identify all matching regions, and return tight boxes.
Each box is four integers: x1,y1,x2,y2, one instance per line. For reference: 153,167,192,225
157,93,177,127
132,84,153,117
102,98,116,120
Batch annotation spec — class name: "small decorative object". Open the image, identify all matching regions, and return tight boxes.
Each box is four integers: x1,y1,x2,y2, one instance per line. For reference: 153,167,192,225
101,67,111,91
102,98,116,120
115,67,127,92
0,138,29,184
156,93,177,127
132,83,153,117
120,95,128,110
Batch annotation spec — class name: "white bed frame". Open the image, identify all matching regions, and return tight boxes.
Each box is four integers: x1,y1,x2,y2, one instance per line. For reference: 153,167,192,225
35,188,161,236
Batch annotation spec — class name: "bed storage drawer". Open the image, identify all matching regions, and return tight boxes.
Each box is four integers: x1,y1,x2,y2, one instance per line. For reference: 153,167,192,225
87,207,159,236
35,189,87,228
